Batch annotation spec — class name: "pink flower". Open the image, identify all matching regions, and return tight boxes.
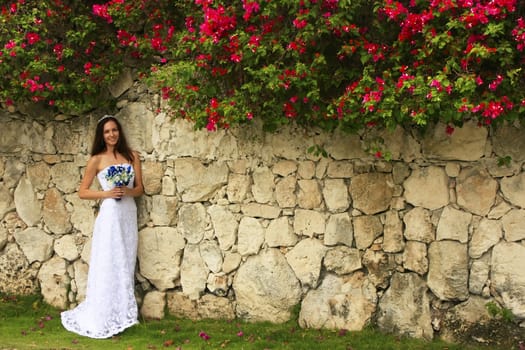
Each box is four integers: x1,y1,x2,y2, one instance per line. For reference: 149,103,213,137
237,330,244,337
198,331,210,340
84,62,93,75
92,4,112,23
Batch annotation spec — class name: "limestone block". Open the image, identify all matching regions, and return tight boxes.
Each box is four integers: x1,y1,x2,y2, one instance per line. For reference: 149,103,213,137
26,162,51,191
53,121,83,155
264,216,297,248
297,179,322,209
66,194,95,236
456,167,497,216
0,183,15,220
500,172,525,208
140,291,166,320
233,248,301,322
362,249,396,289
241,203,281,219
491,242,525,318
404,166,449,210
436,206,472,243
174,158,228,202
275,175,296,208
167,291,199,320
294,209,325,237
353,215,382,250
469,254,489,295
377,272,433,340
251,166,274,204
0,243,37,295
237,217,265,256
325,160,353,179
428,241,469,301
14,227,54,263
350,173,394,215
226,174,250,203
72,259,89,303
38,256,70,309
383,210,404,253
379,126,421,162
42,187,72,234
324,213,353,247
161,175,176,196
403,207,435,243
116,102,155,153
323,178,349,213
222,252,242,274
142,161,164,195
469,218,501,259
180,244,208,300
323,130,364,160
402,241,428,275
272,160,297,176
54,234,79,261
299,272,377,331
178,203,207,244
151,195,178,226
197,294,235,320
199,240,223,274
4,159,25,189
502,209,525,242
266,126,306,160
51,162,80,194
138,227,185,291
206,273,230,297
493,122,525,161
324,246,361,275
297,161,315,179
285,238,327,288
0,225,7,251
421,120,487,161
208,205,238,250
14,176,41,226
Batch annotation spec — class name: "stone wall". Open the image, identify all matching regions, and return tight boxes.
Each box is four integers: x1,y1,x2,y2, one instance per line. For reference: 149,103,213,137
1,83,525,341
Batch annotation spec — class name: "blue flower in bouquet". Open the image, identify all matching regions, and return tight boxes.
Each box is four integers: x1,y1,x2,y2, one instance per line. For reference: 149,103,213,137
105,165,133,200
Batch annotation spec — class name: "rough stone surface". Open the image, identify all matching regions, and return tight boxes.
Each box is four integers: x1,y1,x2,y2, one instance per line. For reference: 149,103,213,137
3,102,525,344
299,273,377,331
350,173,394,215
428,241,469,301
404,166,449,210
491,242,525,318
233,249,301,322
377,272,433,340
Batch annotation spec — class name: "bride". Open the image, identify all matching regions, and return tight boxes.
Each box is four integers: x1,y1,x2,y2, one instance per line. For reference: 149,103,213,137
61,115,144,338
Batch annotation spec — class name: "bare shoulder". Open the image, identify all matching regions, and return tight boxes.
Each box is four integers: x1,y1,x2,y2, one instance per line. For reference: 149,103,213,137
132,151,141,163
86,154,103,172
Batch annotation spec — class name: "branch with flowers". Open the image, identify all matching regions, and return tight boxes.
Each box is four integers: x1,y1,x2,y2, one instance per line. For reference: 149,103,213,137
1,0,524,134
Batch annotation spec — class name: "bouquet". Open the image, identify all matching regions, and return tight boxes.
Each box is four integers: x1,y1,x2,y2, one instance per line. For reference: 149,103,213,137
105,164,133,200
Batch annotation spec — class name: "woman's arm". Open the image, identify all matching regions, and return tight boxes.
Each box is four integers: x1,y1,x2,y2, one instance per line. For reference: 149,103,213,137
123,151,144,198
78,156,118,200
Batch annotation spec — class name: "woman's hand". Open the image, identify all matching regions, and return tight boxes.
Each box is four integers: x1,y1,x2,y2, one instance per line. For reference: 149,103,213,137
109,186,125,199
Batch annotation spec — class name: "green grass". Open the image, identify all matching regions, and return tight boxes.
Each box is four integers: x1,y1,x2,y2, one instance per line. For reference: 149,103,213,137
0,294,484,350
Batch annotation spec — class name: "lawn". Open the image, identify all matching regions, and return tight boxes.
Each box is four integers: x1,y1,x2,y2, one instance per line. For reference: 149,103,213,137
0,294,500,350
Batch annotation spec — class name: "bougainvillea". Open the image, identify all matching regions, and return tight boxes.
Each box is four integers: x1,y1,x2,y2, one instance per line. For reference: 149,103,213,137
1,0,524,132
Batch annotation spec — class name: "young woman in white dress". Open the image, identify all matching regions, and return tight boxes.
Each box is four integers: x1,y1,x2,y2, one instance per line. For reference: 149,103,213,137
61,115,144,338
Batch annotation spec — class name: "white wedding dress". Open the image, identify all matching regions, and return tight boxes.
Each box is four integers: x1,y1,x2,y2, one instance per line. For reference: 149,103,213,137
61,163,139,339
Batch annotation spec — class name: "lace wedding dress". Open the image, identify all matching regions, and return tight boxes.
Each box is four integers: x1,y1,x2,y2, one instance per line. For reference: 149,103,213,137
61,163,139,339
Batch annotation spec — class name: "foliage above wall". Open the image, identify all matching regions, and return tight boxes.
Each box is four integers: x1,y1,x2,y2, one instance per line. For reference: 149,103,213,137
1,0,524,132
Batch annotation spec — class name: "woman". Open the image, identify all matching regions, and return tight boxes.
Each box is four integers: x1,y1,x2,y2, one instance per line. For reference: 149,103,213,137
61,115,144,338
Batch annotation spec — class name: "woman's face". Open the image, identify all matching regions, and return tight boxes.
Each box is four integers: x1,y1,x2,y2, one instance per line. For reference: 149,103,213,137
103,120,119,147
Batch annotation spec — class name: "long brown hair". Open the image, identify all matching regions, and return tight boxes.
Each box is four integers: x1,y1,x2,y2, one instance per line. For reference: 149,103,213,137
90,115,134,162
